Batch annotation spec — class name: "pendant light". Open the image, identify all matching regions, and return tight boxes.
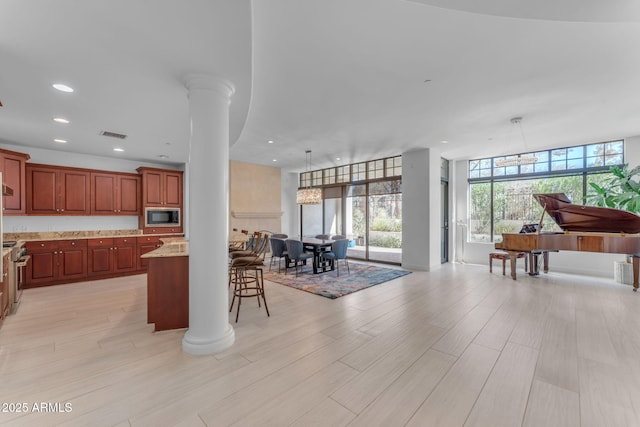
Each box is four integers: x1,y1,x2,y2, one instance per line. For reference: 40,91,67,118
296,150,322,205
495,117,538,167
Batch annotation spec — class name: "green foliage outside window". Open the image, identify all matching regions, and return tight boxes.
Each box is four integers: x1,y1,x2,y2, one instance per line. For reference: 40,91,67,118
586,164,640,213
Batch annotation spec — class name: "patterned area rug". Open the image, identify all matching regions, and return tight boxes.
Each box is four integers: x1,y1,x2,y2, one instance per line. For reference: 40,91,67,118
263,262,412,299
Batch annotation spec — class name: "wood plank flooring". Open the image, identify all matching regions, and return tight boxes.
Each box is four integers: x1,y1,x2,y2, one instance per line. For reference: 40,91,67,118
2,262,640,426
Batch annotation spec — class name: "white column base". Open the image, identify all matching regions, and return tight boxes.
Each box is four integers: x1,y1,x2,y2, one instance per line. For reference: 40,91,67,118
182,324,235,355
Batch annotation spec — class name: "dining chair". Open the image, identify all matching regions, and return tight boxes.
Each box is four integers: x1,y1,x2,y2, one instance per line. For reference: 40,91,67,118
331,234,346,240
285,239,313,276
272,233,288,238
322,239,350,276
269,238,288,273
315,234,331,240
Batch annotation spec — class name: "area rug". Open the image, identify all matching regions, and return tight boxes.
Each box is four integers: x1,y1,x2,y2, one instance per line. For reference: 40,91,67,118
263,262,411,299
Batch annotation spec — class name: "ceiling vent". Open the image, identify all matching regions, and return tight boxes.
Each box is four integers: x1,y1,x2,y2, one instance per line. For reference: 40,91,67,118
100,130,127,139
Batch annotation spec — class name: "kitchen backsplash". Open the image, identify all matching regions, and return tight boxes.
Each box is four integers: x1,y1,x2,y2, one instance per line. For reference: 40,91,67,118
3,215,139,233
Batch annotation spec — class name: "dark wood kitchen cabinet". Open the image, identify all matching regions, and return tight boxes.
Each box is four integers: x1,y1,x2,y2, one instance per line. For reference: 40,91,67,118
88,237,137,277
137,167,183,208
88,238,114,276
26,164,90,215
90,172,141,215
25,239,87,287
137,235,163,271
0,148,30,215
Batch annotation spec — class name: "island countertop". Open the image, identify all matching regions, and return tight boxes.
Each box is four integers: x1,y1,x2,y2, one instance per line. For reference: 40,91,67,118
140,237,189,258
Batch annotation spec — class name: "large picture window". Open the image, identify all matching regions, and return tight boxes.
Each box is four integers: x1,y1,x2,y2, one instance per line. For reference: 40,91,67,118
468,140,623,243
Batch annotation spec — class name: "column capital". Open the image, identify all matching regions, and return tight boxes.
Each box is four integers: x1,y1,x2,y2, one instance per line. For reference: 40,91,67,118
183,73,235,99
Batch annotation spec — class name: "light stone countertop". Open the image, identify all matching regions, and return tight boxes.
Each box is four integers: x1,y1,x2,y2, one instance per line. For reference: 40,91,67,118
140,238,189,258
3,229,144,242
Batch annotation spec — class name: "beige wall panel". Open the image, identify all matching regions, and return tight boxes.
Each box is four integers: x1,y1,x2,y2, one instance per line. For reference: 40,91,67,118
229,160,283,233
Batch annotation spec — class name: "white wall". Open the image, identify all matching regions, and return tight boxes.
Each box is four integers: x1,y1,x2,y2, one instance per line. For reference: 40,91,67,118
453,136,640,279
1,143,182,233
281,171,300,238
402,147,442,271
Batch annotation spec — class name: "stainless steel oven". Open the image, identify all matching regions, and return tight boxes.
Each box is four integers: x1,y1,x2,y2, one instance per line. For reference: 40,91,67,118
4,242,29,313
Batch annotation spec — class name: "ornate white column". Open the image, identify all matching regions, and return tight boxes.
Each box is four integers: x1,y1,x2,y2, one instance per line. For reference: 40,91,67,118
182,73,235,355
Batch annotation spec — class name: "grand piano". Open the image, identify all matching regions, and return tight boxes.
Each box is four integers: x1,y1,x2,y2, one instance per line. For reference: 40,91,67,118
494,193,640,291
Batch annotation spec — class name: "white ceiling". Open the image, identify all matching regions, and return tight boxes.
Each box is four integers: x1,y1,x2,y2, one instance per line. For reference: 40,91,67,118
1,0,639,173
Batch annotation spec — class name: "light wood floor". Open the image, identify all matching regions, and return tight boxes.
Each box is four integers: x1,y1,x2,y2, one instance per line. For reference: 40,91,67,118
2,262,640,426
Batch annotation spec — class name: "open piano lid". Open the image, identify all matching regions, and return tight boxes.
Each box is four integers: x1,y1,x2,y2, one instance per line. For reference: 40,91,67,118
533,193,640,234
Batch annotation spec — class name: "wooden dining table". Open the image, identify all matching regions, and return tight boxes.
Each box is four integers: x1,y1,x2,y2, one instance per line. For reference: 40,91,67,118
301,238,335,274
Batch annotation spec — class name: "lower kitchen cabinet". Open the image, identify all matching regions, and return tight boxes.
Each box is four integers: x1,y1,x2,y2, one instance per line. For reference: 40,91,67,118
88,237,138,276
88,238,114,276
25,240,87,287
137,235,175,271
24,235,182,288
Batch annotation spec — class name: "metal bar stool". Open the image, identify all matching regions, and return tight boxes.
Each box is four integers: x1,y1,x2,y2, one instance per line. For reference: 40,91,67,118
229,256,269,323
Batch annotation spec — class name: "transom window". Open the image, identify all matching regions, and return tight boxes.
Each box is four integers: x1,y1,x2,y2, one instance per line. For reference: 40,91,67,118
300,155,402,188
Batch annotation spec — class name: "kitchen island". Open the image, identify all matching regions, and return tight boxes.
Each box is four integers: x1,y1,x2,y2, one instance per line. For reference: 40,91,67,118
141,238,189,331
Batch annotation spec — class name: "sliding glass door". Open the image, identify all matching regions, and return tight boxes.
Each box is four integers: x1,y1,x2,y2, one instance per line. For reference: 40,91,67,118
367,181,402,263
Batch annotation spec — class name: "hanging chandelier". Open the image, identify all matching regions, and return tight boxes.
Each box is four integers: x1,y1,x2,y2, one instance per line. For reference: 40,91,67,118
296,150,322,205
494,117,538,167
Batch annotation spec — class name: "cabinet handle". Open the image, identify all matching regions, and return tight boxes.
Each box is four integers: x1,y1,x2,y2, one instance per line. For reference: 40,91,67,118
71,242,75,245
40,243,45,247
61,209,64,212
110,248,113,250
54,251,58,254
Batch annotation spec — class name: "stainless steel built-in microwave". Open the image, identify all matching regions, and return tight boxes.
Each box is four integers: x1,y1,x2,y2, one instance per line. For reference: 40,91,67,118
144,207,180,227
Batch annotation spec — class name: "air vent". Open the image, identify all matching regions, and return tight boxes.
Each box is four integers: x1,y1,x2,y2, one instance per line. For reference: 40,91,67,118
100,130,127,139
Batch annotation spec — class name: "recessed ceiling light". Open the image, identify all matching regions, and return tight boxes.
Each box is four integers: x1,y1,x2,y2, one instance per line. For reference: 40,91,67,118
113,147,124,152
272,159,277,162
52,83,74,93
336,157,341,161
440,140,449,144
53,138,67,143
157,154,169,159
53,117,70,124
267,140,274,144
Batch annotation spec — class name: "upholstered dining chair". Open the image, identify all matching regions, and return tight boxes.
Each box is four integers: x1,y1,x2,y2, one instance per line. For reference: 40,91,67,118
322,239,350,277
269,238,288,273
272,233,288,238
285,239,313,276
331,234,346,240
315,234,331,240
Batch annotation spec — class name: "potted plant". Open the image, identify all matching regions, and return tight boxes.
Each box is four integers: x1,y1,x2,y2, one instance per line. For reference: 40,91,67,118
586,164,640,213
587,164,640,283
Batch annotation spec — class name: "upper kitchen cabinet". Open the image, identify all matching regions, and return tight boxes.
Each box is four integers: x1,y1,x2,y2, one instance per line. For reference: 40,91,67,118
0,148,30,215
137,167,183,208
90,172,141,215
26,164,91,215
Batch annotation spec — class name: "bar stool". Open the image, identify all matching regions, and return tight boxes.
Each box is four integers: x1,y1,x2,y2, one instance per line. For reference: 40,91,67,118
229,256,270,323
489,252,527,275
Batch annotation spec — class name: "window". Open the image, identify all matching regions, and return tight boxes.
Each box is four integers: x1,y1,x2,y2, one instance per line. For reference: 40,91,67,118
468,140,624,242
352,162,366,182
299,155,402,187
368,159,384,180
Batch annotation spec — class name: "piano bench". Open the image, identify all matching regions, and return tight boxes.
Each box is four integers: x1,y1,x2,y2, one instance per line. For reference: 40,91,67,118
489,252,527,275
